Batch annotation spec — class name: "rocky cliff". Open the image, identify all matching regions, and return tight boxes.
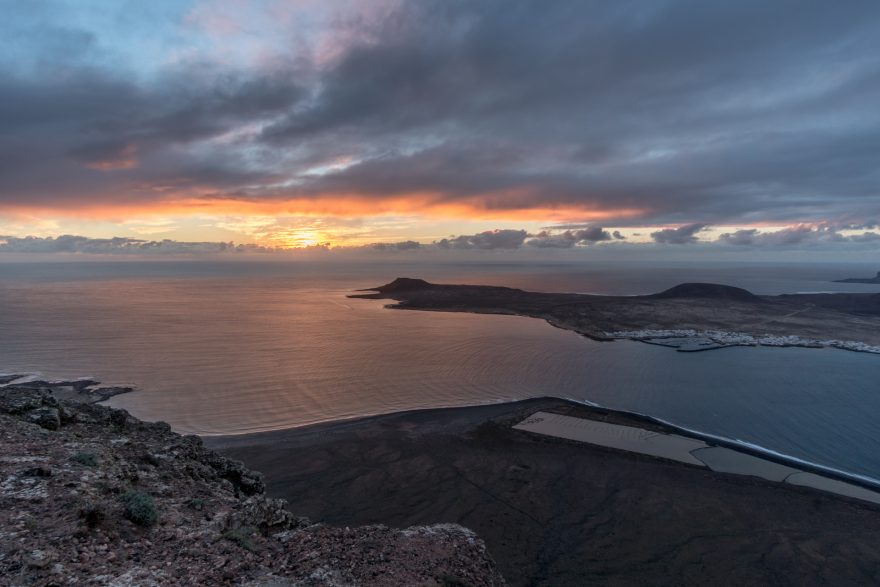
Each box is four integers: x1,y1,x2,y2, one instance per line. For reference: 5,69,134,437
0,378,505,586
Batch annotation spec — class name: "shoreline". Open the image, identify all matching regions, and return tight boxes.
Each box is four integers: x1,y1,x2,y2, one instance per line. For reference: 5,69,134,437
387,300,880,355
0,372,135,402
8,367,879,492
208,395,880,497
209,396,880,586
604,329,880,354
355,277,880,356
0,383,503,585
6,364,880,583
563,398,880,492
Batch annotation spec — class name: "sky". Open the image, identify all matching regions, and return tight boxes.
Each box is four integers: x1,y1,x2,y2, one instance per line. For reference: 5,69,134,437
1,0,880,259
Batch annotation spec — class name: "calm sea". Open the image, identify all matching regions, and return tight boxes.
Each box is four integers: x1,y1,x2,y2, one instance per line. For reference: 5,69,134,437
2,260,880,480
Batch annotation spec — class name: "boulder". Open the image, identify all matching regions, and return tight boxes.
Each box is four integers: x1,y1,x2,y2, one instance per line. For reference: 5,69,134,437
26,407,61,430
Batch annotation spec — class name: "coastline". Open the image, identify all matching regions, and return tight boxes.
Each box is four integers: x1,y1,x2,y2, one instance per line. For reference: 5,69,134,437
10,365,880,491
0,382,504,586
604,329,880,354
0,372,135,402
208,396,880,497
7,363,880,583
388,300,880,355
10,377,880,584
208,397,880,586
355,278,880,355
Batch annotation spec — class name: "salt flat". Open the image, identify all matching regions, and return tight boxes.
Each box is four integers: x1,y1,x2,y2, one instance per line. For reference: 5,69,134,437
514,410,880,505
513,411,708,466
691,446,798,482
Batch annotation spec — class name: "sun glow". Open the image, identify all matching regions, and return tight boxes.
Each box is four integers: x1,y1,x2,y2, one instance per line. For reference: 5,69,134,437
266,229,330,249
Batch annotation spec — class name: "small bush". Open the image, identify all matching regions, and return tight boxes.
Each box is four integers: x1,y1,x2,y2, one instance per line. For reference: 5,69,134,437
71,452,98,467
120,490,157,527
188,498,206,511
222,526,255,551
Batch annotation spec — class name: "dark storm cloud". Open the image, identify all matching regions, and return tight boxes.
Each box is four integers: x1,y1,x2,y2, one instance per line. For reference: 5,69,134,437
650,223,709,244
716,225,880,247
3,0,880,228
716,229,760,246
0,61,304,205
259,0,880,224
435,229,528,250
526,226,616,248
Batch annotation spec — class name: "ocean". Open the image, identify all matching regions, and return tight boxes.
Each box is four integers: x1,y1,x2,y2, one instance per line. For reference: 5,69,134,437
2,259,880,481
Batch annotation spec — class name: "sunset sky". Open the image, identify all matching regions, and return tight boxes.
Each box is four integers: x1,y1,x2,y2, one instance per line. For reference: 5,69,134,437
2,0,880,257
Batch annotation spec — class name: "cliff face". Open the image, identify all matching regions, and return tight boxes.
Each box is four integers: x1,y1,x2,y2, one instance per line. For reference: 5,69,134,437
0,381,505,586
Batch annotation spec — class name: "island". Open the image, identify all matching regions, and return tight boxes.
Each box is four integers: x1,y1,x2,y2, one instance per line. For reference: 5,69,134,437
835,270,880,284
350,278,880,353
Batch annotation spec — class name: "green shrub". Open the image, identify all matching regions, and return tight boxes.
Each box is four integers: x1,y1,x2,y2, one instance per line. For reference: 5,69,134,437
71,452,98,467
120,490,157,527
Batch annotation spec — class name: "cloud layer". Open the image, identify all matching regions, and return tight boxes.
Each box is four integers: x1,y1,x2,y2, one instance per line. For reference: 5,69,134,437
0,235,238,255
2,1,880,231
4,223,877,256
651,223,709,245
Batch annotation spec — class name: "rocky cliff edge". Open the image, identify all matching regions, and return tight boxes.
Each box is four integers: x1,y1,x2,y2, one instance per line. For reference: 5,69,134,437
0,380,505,586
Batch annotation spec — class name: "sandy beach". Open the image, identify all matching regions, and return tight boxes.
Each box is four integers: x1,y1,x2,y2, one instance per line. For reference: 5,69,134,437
207,398,880,586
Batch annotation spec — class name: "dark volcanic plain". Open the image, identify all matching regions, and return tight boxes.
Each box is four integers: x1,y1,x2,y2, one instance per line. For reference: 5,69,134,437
349,278,880,346
210,398,880,586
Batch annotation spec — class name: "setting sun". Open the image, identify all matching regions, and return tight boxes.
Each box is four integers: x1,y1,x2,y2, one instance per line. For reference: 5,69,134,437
267,230,329,249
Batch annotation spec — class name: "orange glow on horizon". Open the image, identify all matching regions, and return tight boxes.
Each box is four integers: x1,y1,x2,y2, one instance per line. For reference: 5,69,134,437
2,187,833,251
0,190,648,225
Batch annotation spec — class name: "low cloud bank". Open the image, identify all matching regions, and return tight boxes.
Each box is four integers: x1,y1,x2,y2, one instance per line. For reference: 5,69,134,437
435,230,529,250
370,240,422,251
1,223,878,256
0,235,268,255
718,225,880,247
651,223,709,244
527,227,622,248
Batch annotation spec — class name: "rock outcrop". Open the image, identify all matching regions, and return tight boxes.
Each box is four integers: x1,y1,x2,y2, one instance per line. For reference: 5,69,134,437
0,382,505,586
